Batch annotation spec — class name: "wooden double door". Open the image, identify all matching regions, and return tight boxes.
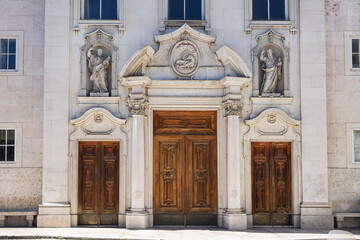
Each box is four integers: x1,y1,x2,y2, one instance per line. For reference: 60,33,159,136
78,141,119,225
153,111,217,225
252,142,292,225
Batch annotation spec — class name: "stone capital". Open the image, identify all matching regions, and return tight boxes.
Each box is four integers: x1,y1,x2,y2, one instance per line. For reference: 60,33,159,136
126,98,148,116
223,99,242,117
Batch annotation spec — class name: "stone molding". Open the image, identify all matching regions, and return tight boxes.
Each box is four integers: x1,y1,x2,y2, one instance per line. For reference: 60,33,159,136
154,23,216,44
126,98,149,116
216,46,253,78
119,46,155,78
245,108,300,140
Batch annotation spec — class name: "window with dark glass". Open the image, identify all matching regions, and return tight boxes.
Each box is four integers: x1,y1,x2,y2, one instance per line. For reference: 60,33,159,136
84,0,117,20
253,0,286,21
0,39,16,70
352,39,360,68
0,130,15,162
169,0,202,20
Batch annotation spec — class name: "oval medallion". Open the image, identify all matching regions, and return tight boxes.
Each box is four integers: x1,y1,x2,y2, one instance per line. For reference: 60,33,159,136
171,40,200,77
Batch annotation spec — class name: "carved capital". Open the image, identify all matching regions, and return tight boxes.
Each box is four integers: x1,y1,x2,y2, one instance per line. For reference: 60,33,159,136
223,99,242,116
126,98,148,116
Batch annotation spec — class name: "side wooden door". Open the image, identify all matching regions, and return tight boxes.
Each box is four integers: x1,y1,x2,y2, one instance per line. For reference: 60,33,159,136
78,141,119,225
252,142,291,225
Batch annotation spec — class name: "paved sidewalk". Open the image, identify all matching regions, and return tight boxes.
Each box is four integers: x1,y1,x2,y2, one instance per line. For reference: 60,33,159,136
0,227,359,240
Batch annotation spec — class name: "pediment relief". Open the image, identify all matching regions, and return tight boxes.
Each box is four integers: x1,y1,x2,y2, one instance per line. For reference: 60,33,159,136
70,108,126,136
244,108,300,141
119,24,252,81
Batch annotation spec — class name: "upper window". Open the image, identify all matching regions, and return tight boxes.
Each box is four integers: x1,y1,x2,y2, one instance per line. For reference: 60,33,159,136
168,0,203,20
253,0,287,21
84,0,117,20
352,39,360,69
0,129,15,162
0,39,16,70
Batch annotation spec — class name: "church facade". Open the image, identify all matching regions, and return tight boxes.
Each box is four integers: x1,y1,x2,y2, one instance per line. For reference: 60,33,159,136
0,0,359,230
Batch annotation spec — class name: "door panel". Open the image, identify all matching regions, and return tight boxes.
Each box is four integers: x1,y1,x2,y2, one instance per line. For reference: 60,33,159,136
79,141,119,225
153,111,217,226
252,142,291,226
154,135,184,214
186,135,217,214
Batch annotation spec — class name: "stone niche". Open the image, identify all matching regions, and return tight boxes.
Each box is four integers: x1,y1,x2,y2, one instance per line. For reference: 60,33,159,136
252,29,290,97
80,29,118,97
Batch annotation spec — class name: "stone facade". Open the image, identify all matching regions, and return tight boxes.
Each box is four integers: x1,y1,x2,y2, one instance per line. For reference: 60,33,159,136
0,0,358,230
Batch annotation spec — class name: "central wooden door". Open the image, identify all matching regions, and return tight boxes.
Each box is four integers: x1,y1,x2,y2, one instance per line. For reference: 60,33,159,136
78,141,119,225
153,111,217,225
252,142,292,226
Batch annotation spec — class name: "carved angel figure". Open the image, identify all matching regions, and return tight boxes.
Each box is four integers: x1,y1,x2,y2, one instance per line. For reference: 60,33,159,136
87,47,111,93
260,49,282,95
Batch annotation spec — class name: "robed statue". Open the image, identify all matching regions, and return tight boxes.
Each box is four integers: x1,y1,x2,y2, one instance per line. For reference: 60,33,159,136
260,49,282,95
87,47,111,94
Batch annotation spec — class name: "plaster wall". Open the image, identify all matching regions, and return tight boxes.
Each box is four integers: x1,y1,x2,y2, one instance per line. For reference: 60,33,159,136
0,0,44,211
326,0,360,228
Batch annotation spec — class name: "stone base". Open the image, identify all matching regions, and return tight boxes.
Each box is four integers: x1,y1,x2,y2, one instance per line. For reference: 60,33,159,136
126,212,150,229
118,214,126,228
37,203,71,228
90,92,109,97
223,213,247,230
300,203,334,229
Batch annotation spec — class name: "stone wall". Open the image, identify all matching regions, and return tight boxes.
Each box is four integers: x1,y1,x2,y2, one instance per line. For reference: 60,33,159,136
326,0,360,227
0,0,44,210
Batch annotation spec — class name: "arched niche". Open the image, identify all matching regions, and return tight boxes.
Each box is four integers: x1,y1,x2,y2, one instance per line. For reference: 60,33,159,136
252,29,290,97
80,29,118,97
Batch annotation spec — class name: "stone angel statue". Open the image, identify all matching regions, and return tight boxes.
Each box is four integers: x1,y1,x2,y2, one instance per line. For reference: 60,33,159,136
260,49,282,95
87,47,111,94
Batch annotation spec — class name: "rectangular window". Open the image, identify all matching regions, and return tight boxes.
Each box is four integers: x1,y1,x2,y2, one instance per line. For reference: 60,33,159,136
253,0,286,21
354,130,360,163
352,39,360,68
169,0,202,20
84,0,117,20
0,39,16,70
0,129,15,162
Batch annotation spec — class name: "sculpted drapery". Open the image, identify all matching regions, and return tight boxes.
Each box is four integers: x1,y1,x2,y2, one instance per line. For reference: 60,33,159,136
87,47,111,94
260,49,282,95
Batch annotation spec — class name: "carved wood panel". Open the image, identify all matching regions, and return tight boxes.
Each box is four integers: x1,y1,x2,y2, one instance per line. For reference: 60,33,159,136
252,142,291,225
186,135,217,214
79,141,119,224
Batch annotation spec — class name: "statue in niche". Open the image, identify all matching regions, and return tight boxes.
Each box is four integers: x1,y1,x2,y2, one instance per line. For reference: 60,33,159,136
260,49,282,96
87,47,111,96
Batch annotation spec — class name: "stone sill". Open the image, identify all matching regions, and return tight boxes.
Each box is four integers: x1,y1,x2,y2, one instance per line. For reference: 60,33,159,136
77,97,121,105
251,96,294,105
163,20,207,29
0,69,22,76
75,20,125,32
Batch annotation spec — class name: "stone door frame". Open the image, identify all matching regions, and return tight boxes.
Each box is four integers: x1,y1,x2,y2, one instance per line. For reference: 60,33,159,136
244,108,302,228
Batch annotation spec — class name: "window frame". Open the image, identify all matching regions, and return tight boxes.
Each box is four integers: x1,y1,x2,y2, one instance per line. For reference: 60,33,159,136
159,0,210,32
0,31,23,76
82,0,118,20
168,0,205,21
346,123,360,168
73,0,125,32
252,0,289,21
0,123,22,168
0,129,16,162
344,31,360,75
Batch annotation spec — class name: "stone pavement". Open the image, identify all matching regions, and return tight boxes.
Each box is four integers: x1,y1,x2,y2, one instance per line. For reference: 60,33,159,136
0,227,359,240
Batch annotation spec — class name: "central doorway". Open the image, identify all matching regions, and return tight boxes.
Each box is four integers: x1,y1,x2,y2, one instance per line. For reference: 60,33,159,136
153,111,218,226
78,141,119,225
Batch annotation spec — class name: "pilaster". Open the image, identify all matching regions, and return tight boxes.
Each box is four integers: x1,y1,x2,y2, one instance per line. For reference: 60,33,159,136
37,0,71,227
299,0,333,229
123,76,152,229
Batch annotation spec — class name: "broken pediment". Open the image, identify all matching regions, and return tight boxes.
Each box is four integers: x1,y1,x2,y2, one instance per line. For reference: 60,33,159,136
70,108,126,136
119,24,252,81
